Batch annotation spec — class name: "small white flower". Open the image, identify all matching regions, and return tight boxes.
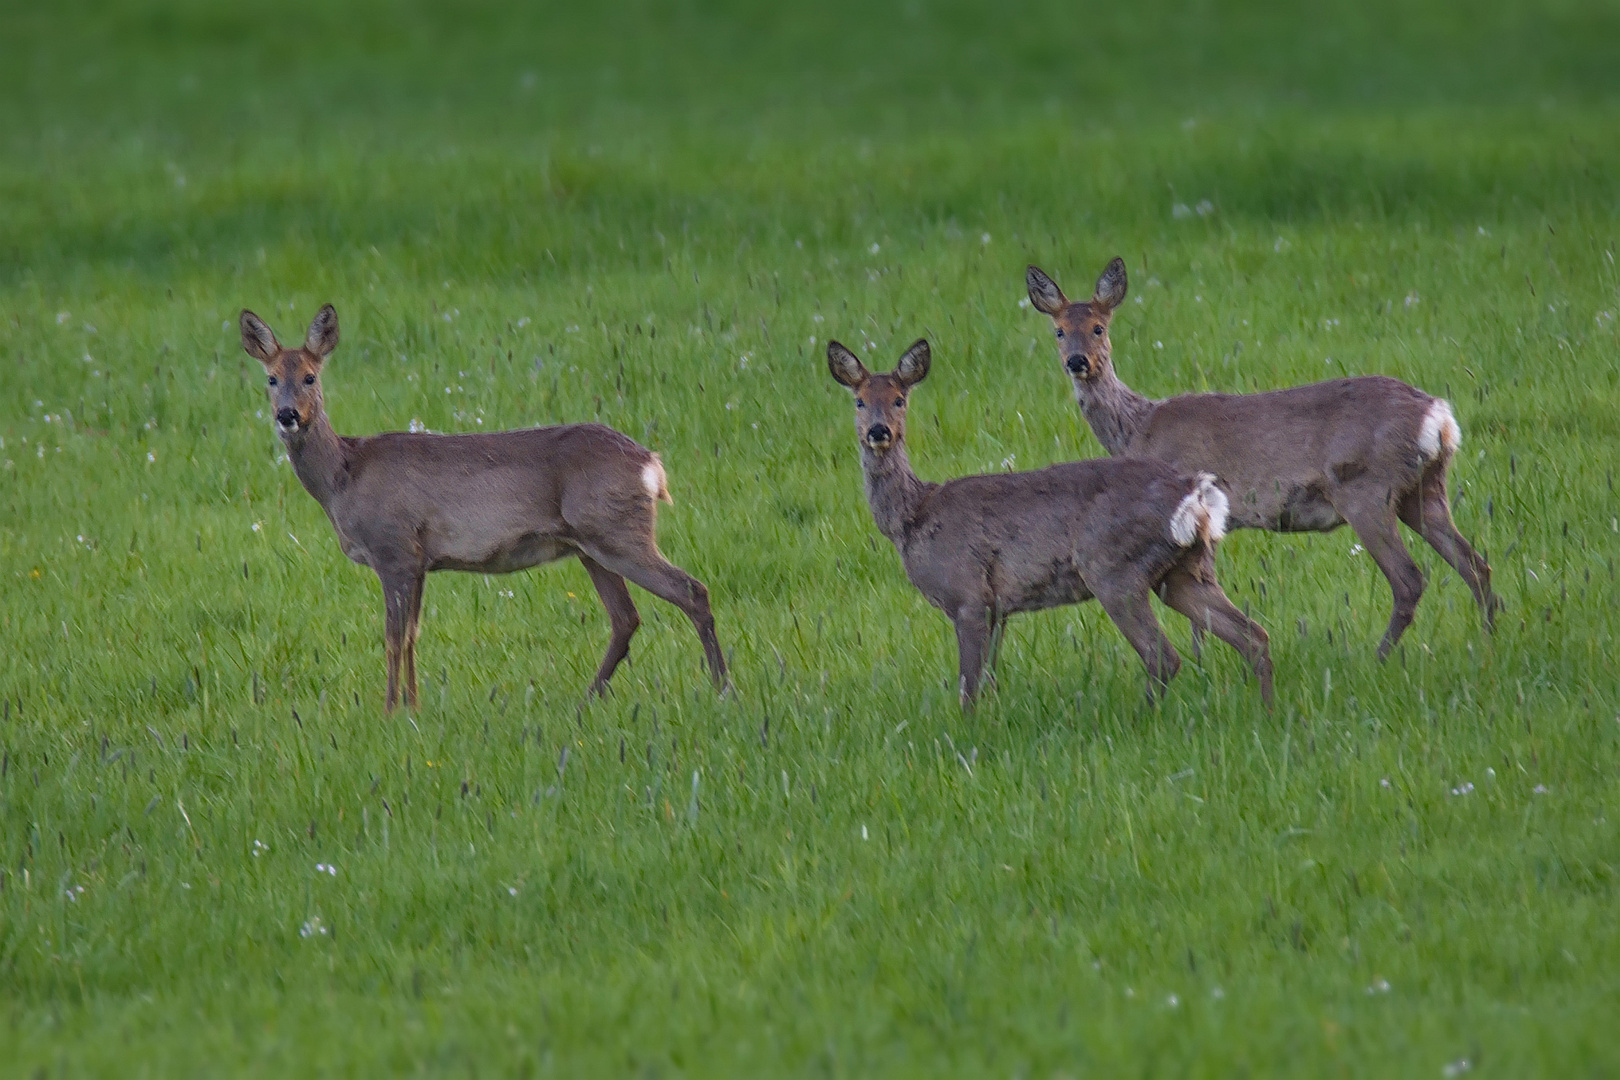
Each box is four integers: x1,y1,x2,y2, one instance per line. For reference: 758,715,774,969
223,320,232,331
809,335,817,345
1154,341,1164,350
1477,226,1489,236
1018,297,1031,309
409,418,426,433
1405,292,1421,307
56,312,70,325
861,825,868,840
1166,993,1179,1007
300,917,328,938
508,886,519,896
1366,977,1392,994
315,863,337,876
516,317,530,328
812,313,824,323
565,325,580,334
869,242,881,254
1000,454,1016,471
1195,200,1213,216
1442,1058,1471,1077
980,232,991,244
1449,782,1475,796
253,839,268,856
251,521,262,532
1533,784,1549,794
1211,986,1225,999
1380,777,1392,789
1486,767,1496,779
1172,203,1192,219
146,451,156,463
1349,542,1364,556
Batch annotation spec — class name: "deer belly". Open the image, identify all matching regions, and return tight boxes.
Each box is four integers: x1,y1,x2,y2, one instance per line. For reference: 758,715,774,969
1003,561,1090,612
433,533,573,574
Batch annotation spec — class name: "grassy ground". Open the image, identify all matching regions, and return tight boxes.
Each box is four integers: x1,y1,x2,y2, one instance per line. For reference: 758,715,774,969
3,1,1619,1074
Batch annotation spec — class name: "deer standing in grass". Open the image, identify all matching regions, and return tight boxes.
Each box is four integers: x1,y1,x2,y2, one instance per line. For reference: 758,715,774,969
241,304,727,712
1027,259,1500,659
828,338,1272,707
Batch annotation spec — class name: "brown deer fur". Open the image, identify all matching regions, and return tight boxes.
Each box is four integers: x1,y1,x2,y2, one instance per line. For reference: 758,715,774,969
241,305,727,711
828,338,1272,707
1027,258,1499,658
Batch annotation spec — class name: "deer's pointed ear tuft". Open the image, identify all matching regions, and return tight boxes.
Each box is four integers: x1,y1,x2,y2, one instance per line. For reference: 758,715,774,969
1027,265,1067,316
894,338,931,387
1092,257,1128,311
240,310,280,364
305,304,339,361
827,340,868,388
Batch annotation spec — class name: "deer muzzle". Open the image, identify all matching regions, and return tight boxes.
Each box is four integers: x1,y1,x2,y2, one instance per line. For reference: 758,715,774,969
865,423,892,449
1065,354,1090,376
275,407,302,432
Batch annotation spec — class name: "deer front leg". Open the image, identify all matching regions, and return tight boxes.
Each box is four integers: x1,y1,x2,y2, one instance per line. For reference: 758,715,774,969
370,569,414,712
952,606,993,708
400,572,425,711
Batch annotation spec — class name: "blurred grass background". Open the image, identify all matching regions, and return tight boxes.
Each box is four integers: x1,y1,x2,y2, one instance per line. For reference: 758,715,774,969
2,1,1619,1075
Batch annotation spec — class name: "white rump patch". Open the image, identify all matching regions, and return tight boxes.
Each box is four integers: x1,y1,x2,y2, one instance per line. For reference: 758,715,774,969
642,456,672,503
1169,474,1229,547
1417,399,1461,461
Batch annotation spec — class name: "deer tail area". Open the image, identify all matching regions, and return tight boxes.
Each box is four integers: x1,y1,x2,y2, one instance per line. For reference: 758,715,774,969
1168,473,1230,548
1417,399,1461,463
642,454,674,504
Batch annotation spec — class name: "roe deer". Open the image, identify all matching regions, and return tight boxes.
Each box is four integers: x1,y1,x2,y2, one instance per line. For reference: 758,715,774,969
827,338,1272,707
1027,258,1500,659
241,304,727,712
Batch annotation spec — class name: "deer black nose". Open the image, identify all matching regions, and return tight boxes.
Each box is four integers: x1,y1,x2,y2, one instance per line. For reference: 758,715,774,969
1066,354,1090,375
866,423,891,445
276,407,300,428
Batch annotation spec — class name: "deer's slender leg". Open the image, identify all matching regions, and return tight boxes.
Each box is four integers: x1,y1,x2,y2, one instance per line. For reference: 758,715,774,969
400,572,425,710
1157,565,1274,706
577,541,727,691
952,606,993,707
1095,587,1181,701
378,568,419,713
1338,491,1425,660
983,610,1009,688
1398,469,1499,630
580,555,641,695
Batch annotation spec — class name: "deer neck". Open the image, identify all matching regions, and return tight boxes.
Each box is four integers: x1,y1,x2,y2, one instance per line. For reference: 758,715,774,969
861,441,932,545
282,411,349,509
1076,368,1156,456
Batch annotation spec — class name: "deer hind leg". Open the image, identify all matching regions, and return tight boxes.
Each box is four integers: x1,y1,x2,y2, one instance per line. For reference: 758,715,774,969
577,539,728,691
580,555,641,696
1339,491,1424,660
1398,468,1500,631
1157,565,1274,707
952,606,994,708
1095,586,1182,702
379,568,421,713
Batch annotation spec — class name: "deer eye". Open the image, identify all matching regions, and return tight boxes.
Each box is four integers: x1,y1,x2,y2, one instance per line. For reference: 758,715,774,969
1093,324,1104,337
855,399,866,409
267,376,277,386
1054,328,1064,339
303,373,316,386
895,397,905,407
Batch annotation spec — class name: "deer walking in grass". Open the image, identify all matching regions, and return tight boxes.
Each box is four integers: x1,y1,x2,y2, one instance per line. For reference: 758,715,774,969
1027,259,1500,659
827,338,1272,708
241,304,727,712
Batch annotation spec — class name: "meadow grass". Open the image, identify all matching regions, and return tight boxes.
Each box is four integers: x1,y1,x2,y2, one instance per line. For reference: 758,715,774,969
3,1,1620,1074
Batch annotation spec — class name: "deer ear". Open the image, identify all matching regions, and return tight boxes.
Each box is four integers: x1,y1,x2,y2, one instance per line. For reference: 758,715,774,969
304,304,339,360
827,340,869,388
1026,265,1068,316
894,339,931,387
1092,257,1127,311
240,310,281,364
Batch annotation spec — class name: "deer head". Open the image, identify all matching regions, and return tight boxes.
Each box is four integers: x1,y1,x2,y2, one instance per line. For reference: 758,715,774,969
1027,258,1127,386
827,339,931,454
240,305,340,439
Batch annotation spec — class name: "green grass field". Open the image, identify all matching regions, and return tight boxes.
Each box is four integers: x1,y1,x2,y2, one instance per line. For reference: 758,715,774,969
3,1,1619,1074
